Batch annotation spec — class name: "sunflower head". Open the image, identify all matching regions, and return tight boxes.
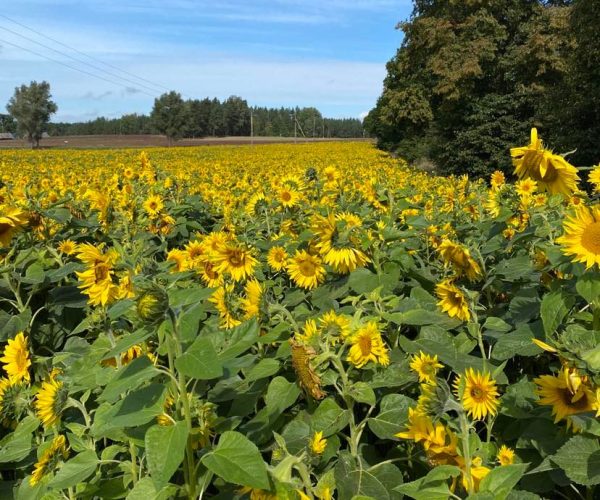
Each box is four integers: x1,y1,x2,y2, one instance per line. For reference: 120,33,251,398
136,285,169,325
454,368,500,420
0,332,31,384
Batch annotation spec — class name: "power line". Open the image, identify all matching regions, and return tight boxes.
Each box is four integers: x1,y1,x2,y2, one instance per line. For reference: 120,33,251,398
0,24,163,96
0,36,157,98
0,13,171,95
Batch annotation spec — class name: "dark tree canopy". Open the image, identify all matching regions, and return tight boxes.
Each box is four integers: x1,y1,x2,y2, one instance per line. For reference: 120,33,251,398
365,0,595,178
7,81,57,148
150,91,188,146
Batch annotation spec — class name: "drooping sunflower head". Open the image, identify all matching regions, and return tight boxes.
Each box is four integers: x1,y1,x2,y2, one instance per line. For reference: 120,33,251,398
410,351,443,384
437,240,481,281
0,377,30,428
557,205,600,269
318,310,351,341
435,280,470,322
454,368,500,420
0,206,29,247
0,332,31,384
166,249,190,273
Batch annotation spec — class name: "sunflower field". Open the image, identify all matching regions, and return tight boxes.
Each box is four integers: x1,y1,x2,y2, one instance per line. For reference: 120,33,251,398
1,136,600,499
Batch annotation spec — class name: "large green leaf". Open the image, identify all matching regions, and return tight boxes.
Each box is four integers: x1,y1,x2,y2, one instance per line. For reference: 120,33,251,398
479,463,529,498
394,465,461,500
201,431,269,490
49,450,98,489
540,291,569,337
368,394,412,440
145,422,189,487
100,356,159,403
335,452,404,500
310,398,350,437
175,337,223,380
551,435,600,486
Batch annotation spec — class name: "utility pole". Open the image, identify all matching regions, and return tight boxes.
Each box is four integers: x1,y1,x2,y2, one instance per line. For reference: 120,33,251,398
294,110,297,144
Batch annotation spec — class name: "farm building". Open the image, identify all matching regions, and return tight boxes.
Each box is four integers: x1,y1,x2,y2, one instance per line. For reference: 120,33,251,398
0,132,15,140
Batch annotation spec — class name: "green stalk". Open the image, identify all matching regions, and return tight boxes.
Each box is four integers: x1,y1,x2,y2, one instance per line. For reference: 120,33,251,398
459,411,474,496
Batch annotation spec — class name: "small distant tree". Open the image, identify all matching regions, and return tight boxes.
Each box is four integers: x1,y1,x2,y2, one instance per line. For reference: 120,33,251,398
150,91,187,146
7,81,57,148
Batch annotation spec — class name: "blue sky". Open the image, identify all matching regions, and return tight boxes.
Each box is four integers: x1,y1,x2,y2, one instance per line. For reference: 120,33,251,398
0,1,411,122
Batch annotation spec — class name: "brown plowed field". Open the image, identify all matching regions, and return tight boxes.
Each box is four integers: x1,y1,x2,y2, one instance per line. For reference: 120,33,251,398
0,135,370,149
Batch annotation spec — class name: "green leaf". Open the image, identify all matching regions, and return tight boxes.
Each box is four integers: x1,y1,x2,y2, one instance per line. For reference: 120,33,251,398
483,317,512,333
368,394,412,440
540,291,568,337
145,422,189,487
265,376,300,414
479,463,529,497
335,452,404,500
492,324,542,361
394,465,461,500
551,435,600,486
311,398,350,437
347,382,376,406
245,358,280,382
201,431,269,490
49,450,98,489
168,286,214,308
218,319,260,361
576,272,600,303
100,356,159,403
104,328,153,360
107,299,135,320
175,337,223,380
348,268,380,294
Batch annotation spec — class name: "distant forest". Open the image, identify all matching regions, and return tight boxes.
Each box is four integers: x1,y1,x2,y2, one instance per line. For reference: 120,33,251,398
1,96,365,139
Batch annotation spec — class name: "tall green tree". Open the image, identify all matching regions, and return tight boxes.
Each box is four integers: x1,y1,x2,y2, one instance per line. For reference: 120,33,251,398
366,0,574,178
150,91,187,146
6,81,57,148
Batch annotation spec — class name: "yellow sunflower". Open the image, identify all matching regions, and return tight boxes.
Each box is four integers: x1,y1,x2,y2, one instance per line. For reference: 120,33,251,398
461,456,490,493
318,310,351,341
454,368,500,420
490,170,505,190
409,352,443,383
143,194,164,218
286,250,326,289
295,319,319,344
267,246,288,271
497,445,515,466
57,239,77,256
310,431,327,455
0,332,31,384
511,128,580,196
534,368,596,424
557,205,600,268
437,240,481,281
211,243,258,281
588,165,600,193
34,371,66,428
346,321,389,368
435,280,470,322
278,187,301,208
30,434,69,486
0,205,28,247
166,249,189,272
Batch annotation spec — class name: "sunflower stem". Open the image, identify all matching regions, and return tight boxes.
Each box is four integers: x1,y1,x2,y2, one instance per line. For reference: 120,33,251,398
459,411,474,496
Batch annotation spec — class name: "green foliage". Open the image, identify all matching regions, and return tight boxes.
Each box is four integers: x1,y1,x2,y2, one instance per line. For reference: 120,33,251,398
6,81,57,148
150,91,188,145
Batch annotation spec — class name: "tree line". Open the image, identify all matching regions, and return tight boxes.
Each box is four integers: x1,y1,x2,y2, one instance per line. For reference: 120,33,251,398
365,0,600,178
2,87,364,147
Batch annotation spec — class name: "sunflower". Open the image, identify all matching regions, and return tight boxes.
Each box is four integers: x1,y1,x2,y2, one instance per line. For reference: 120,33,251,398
267,246,288,271
30,435,69,486
241,279,262,320
435,280,470,322
34,371,67,428
278,187,301,208
318,310,351,341
295,319,319,344
166,249,189,272
346,321,389,368
557,205,600,268
210,284,242,329
57,239,77,256
0,378,29,427
454,368,500,420
461,456,490,493
143,194,164,218
497,445,515,466
310,431,327,455
490,170,505,190
410,352,443,383
211,243,257,281
515,179,537,198
287,250,326,289
0,205,28,247
588,165,600,193
0,332,31,384
511,128,580,196
437,240,481,281
534,368,596,424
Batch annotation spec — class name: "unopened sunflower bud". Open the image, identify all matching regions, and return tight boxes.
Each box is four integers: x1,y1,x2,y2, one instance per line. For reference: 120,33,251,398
136,286,168,324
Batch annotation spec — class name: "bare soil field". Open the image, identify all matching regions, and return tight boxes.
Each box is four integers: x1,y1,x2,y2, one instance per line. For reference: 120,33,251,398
0,134,370,149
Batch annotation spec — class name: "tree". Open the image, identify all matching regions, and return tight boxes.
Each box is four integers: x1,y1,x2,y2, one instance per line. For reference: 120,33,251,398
7,81,57,148
366,1,574,178
150,91,187,146
0,114,17,134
